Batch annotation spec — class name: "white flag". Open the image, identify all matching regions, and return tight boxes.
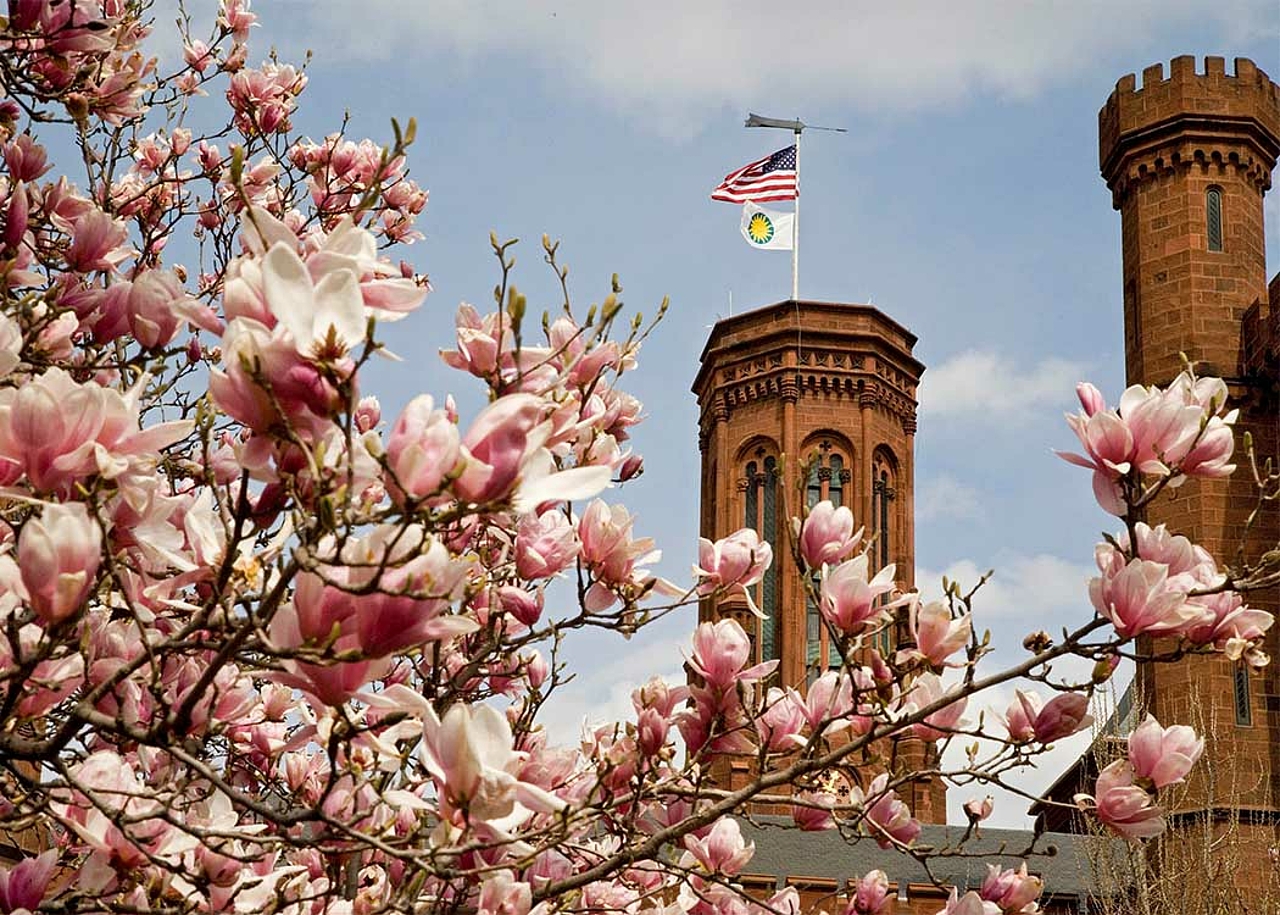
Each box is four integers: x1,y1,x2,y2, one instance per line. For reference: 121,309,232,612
740,201,794,250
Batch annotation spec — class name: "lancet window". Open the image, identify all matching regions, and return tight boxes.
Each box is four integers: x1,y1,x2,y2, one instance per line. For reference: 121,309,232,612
743,452,780,662
1206,186,1223,252
871,451,898,657
805,442,853,680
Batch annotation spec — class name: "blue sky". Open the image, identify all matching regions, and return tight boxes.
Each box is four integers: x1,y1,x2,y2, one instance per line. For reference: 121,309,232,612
174,1,1279,826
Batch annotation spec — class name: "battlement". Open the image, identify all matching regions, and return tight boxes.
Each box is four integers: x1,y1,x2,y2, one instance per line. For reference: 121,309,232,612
1099,56,1280,192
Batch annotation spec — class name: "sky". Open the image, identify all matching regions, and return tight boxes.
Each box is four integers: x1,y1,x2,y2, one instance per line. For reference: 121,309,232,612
167,1,1279,828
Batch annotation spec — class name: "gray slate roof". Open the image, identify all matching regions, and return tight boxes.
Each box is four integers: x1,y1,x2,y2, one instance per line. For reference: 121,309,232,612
740,818,1131,899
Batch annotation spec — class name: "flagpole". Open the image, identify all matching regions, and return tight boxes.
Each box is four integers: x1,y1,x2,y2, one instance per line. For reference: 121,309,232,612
791,127,800,302
741,114,844,302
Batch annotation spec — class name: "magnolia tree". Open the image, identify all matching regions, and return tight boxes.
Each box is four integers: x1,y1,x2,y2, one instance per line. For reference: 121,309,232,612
0,3,1273,915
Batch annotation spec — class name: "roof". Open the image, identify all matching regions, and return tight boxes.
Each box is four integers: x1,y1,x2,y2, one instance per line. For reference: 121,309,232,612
740,818,1131,899
690,299,924,399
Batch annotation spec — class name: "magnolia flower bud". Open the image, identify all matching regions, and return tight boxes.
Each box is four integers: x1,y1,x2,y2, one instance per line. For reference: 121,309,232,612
963,795,993,823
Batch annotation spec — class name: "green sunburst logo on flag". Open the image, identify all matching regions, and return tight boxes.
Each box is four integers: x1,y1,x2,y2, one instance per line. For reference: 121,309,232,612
746,212,774,245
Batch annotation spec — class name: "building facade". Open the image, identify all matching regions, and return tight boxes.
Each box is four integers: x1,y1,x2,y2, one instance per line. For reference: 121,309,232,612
691,54,1280,913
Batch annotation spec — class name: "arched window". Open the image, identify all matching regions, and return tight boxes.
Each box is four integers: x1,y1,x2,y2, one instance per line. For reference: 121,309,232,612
871,452,898,658
877,470,892,569
743,453,780,662
804,443,853,679
1206,186,1223,252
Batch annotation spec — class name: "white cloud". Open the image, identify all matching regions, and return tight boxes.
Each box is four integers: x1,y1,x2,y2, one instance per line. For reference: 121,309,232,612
915,473,982,522
918,350,1087,422
917,553,1092,623
260,1,1275,128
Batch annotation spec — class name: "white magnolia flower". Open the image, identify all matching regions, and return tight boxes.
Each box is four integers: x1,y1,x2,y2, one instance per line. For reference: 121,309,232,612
261,241,366,361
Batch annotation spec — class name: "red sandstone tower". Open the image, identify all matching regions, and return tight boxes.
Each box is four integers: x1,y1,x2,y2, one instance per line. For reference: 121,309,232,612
1099,55,1280,886
692,299,944,824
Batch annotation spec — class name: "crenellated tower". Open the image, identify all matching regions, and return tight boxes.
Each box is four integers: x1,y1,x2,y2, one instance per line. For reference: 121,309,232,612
1100,54,1280,887
691,299,944,824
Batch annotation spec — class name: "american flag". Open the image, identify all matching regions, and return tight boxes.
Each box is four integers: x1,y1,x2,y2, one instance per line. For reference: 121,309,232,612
711,145,798,203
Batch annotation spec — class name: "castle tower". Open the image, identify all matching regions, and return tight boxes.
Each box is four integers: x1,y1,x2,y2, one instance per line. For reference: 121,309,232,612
1099,55,1280,881
691,299,944,823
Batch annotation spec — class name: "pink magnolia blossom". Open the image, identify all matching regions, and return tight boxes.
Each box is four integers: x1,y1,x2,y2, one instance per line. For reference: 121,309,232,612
1075,381,1106,416
632,676,690,720
963,795,993,823
798,500,861,569
906,672,967,741
1183,589,1273,662
4,182,27,253
99,270,215,349
979,863,1042,913
547,315,632,386
1032,692,1093,743
184,38,214,72
17,502,103,624
755,687,806,751
515,509,580,580
1125,522,1216,581
385,394,461,502
457,395,610,509
227,62,304,134
1088,544,1203,638
52,750,171,878
1075,759,1166,840
578,499,676,610
218,0,258,40
635,706,668,757
935,890,998,915
4,134,52,182
477,871,532,915
1176,415,1235,479
901,598,971,668
416,697,565,824
62,207,133,273
268,646,390,707
819,554,896,635
440,303,550,383
853,774,921,849
496,584,544,628
694,528,772,607
1057,386,1137,515
800,670,855,733
1002,689,1093,744
0,314,20,382
847,869,890,915
1116,381,1205,475
1060,373,1238,513
1001,689,1038,743
208,318,345,438
688,618,775,692
283,528,475,659
260,240,366,361
0,849,56,913
792,790,837,831
352,395,382,432
683,817,754,876
1127,714,1203,789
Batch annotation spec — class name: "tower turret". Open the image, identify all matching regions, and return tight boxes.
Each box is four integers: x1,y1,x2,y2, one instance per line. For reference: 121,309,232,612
692,300,943,823
1100,55,1280,382
1100,55,1280,891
